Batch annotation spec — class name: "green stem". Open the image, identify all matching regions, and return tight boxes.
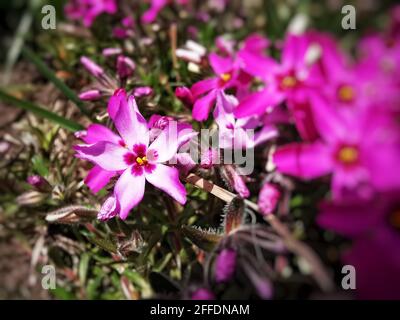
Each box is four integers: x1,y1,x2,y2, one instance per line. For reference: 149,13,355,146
21,47,92,119
0,89,83,132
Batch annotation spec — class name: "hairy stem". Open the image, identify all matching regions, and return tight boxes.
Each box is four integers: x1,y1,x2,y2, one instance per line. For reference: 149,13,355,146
185,173,335,292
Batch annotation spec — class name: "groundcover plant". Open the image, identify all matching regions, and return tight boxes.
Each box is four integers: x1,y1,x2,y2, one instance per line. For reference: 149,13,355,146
0,0,399,300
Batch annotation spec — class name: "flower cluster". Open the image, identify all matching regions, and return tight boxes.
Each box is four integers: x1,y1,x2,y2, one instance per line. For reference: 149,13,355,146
65,0,400,300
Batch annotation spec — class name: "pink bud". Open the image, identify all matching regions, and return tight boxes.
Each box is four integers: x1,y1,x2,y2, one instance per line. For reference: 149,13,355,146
258,183,281,216
215,249,237,283
200,148,219,169
80,56,104,78
175,86,193,108
79,90,102,101
102,47,122,56
222,165,250,198
75,130,87,140
98,196,118,221
27,175,51,192
133,86,153,98
191,288,215,300
117,55,135,79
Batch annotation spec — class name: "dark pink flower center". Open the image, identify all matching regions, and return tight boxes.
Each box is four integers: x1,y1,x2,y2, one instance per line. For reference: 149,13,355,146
336,145,359,166
124,144,156,175
337,84,355,103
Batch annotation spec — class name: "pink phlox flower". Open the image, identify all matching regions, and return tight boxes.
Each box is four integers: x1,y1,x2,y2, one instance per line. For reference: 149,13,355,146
318,193,400,299
75,94,187,220
273,96,400,200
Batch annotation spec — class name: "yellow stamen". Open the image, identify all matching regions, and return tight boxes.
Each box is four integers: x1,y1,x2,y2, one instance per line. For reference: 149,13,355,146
220,73,231,82
338,146,358,164
281,76,297,89
136,156,147,165
338,85,355,102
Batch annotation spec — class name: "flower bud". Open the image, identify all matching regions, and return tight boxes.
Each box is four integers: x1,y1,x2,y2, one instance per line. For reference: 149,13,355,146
200,148,219,169
214,248,237,283
258,183,281,216
133,86,153,98
175,86,193,108
191,288,215,300
27,175,52,192
79,89,102,101
102,47,122,56
98,196,118,221
80,56,104,78
117,55,136,79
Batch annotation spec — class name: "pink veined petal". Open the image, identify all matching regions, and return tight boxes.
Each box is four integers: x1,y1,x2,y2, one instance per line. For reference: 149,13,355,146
82,124,121,145
75,142,129,171
147,125,179,163
309,93,348,143
191,78,218,98
107,89,127,120
281,33,308,70
192,89,218,121
238,50,277,81
114,168,146,220
114,95,149,149
234,89,283,118
84,165,116,193
273,142,333,179
209,53,234,75
214,91,236,129
145,164,186,205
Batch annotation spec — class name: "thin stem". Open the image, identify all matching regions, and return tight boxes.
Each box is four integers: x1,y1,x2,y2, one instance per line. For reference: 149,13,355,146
185,173,335,293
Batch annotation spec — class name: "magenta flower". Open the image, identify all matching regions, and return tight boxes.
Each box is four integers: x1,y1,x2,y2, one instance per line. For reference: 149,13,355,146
273,97,400,199
75,94,187,220
214,91,278,149
214,249,237,283
318,193,400,299
258,183,281,216
235,32,340,141
65,0,117,27
191,288,215,300
190,34,270,122
141,0,189,24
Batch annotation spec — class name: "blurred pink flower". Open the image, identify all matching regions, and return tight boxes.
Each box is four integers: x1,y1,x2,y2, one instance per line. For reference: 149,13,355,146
273,98,400,199
318,193,400,299
258,183,281,216
65,0,118,27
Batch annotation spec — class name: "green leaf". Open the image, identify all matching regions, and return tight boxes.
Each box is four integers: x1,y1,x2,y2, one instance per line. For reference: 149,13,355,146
31,154,49,177
79,253,91,286
0,89,83,132
21,47,92,118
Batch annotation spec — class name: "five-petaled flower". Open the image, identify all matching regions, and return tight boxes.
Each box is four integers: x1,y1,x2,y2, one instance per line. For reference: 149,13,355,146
75,94,187,220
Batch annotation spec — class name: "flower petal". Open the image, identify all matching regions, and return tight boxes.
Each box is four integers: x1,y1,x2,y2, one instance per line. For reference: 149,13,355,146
209,53,234,75
75,142,129,171
273,142,333,179
148,125,180,163
82,124,121,145
145,164,186,205
191,78,218,98
84,165,116,193
114,168,146,220
114,95,149,149
234,89,283,118
192,89,217,121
